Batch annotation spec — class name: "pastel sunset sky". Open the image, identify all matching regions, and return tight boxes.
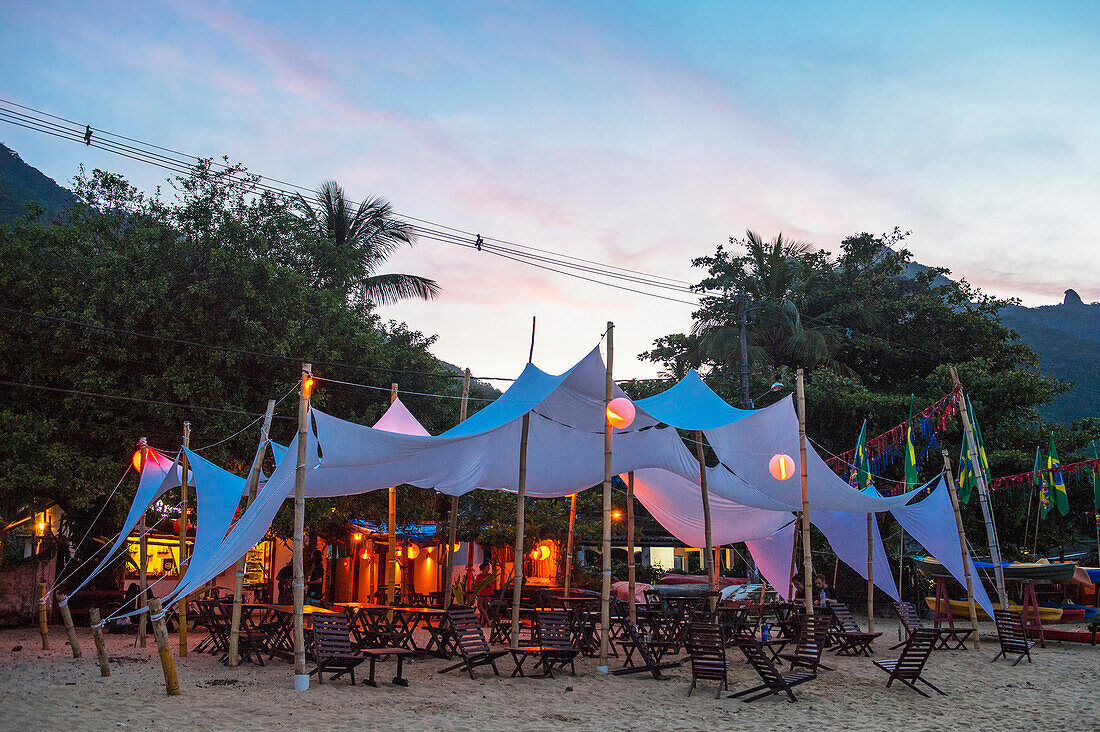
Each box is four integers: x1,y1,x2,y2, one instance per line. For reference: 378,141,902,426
3,1,1097,378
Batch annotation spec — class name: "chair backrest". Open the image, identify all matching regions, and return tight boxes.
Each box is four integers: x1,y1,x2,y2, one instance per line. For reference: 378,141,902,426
891,627,938,679
643,588,663,608
447,606,492,657
688,622,726,679
893,601,924,633
993,609,1029,650
791,613,830,662
536,611,573,650
735,636,785,689
830,603,863,633
312,613,354,661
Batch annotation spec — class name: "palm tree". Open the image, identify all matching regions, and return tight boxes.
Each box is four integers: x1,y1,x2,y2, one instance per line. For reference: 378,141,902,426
297,181,440,305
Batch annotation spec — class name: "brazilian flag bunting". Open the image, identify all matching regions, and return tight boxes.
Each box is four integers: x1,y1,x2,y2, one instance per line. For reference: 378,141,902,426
958,435,976,504
1036,447,1052,520
904,397,919,491
850,420,871,492
1047,435,1069,517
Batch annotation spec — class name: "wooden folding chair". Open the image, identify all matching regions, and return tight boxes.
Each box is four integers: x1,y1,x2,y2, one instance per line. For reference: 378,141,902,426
686,622,728,698
778,613,832,673
991,609,1036,666
438,607,510,679
873,627,945,697
829,602,881,656
610,622,683,679
893,601,960,650
730,636,815,703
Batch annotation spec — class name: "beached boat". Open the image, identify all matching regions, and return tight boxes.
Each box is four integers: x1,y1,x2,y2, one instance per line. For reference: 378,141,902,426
912,556,1077,582
924,597,1064,622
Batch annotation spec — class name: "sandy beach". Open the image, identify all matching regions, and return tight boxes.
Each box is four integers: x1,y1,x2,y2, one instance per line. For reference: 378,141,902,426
3,618,1096,731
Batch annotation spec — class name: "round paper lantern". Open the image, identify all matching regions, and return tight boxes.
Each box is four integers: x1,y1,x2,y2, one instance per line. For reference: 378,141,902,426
453,543,461,553
131,450,144,473
769,453,796,481
606,397,636,429
359,547,370,560
406,543,420,560
538,544,551,561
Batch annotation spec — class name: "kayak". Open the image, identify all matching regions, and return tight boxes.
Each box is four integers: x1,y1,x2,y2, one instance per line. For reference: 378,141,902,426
924,597,1063,622
913,556,1077,582
1041,602,1098,620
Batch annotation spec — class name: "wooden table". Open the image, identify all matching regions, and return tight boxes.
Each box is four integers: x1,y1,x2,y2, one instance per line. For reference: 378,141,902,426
251,603,339,661
341,604,456,658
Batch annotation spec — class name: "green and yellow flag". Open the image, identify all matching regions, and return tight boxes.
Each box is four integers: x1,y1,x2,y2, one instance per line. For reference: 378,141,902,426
850,420,871,491
1036,447,1052,520
1047,435,1069,517
904,397,919,491
967,396,991,483
958,435,976,504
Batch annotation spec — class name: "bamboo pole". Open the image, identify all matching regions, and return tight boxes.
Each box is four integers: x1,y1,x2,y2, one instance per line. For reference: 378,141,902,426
138,437,148,648
626,471,637,625
599,322,614,670
443,370,471,609
795,369,813,615
695,431,717,614
177,421,190,657
1023,477,1035,557
227,399,276,666
147,597,180,696
89,607,110,676
510,414,531,647
563,493,577,597
943,449,981,649
292,364,311,690
950,366,1006,605
57,593,81,657
866,514,875,633
37,580,49,650
386,384,399,607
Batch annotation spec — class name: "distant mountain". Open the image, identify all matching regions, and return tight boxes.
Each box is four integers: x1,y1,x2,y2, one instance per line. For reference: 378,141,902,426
0,142,75,224
999,290,1100,424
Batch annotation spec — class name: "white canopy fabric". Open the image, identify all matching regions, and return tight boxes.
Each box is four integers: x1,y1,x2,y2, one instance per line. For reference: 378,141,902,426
68,448,181,597
746,522,797,600
887,478,996,617
810,509,899,601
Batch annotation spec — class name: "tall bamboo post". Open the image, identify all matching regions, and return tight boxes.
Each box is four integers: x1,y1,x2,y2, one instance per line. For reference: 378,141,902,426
943,449,981,648
626,471,637,625
563,493,577,597
443,370,471,609
695,431,717,614
795,369,813,615
177,421,190,657
510,414,531,646
147,597,179,696
950,366,1006,605
89,608,110,676
37,580,49,650
227,399,276,666
866,514,876,633
138,437,149,648
292,364,311,690
386,384,399,607
57,592,81,658
1023,477,1035,557
599,322,614,670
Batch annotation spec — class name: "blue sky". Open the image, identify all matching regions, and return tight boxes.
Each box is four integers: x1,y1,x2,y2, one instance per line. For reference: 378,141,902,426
2,1,1097,378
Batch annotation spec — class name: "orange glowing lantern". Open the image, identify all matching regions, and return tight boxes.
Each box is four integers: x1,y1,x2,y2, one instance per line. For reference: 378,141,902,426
303,373,316,399
606,397,636,429
131,449,145,473
352,532,362,542
453,543,461,553
406,543,420,560
769,453,796,481
537,544,551,561
611,509,623,521
359,547,370,560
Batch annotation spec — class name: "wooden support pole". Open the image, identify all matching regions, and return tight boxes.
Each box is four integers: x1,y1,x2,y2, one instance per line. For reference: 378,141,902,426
138,437,148,648
37,580,50,650
292,364,311,690
599,322,614,670
228,399,276,666
386,384,399,607
57,593,81,658
177,421,191,657
627,471,637,625
563,493,577,597
510,414,531,647
795,369,813,615
89,608,110,676
695,431,717,614
443,370,471,609
942,449,981,649
147,597,180,696
950,366,1007,605
866,513,876,633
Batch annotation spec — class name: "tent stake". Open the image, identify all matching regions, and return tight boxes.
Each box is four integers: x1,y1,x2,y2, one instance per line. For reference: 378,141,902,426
177,421,190,657
138,437,148,648
796,369,813,615
510,414,531,646
386,384,399,610
292,364,311,690
147,597,179,695
942,449,981,649
695,431,716,614
627,471,636,625
598,322,614,670
950,366,1006,605
866,514,875,633
228,399,276,666
89,607,110,676
57,593,81,658
563,493,577,597
443,370,471,609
